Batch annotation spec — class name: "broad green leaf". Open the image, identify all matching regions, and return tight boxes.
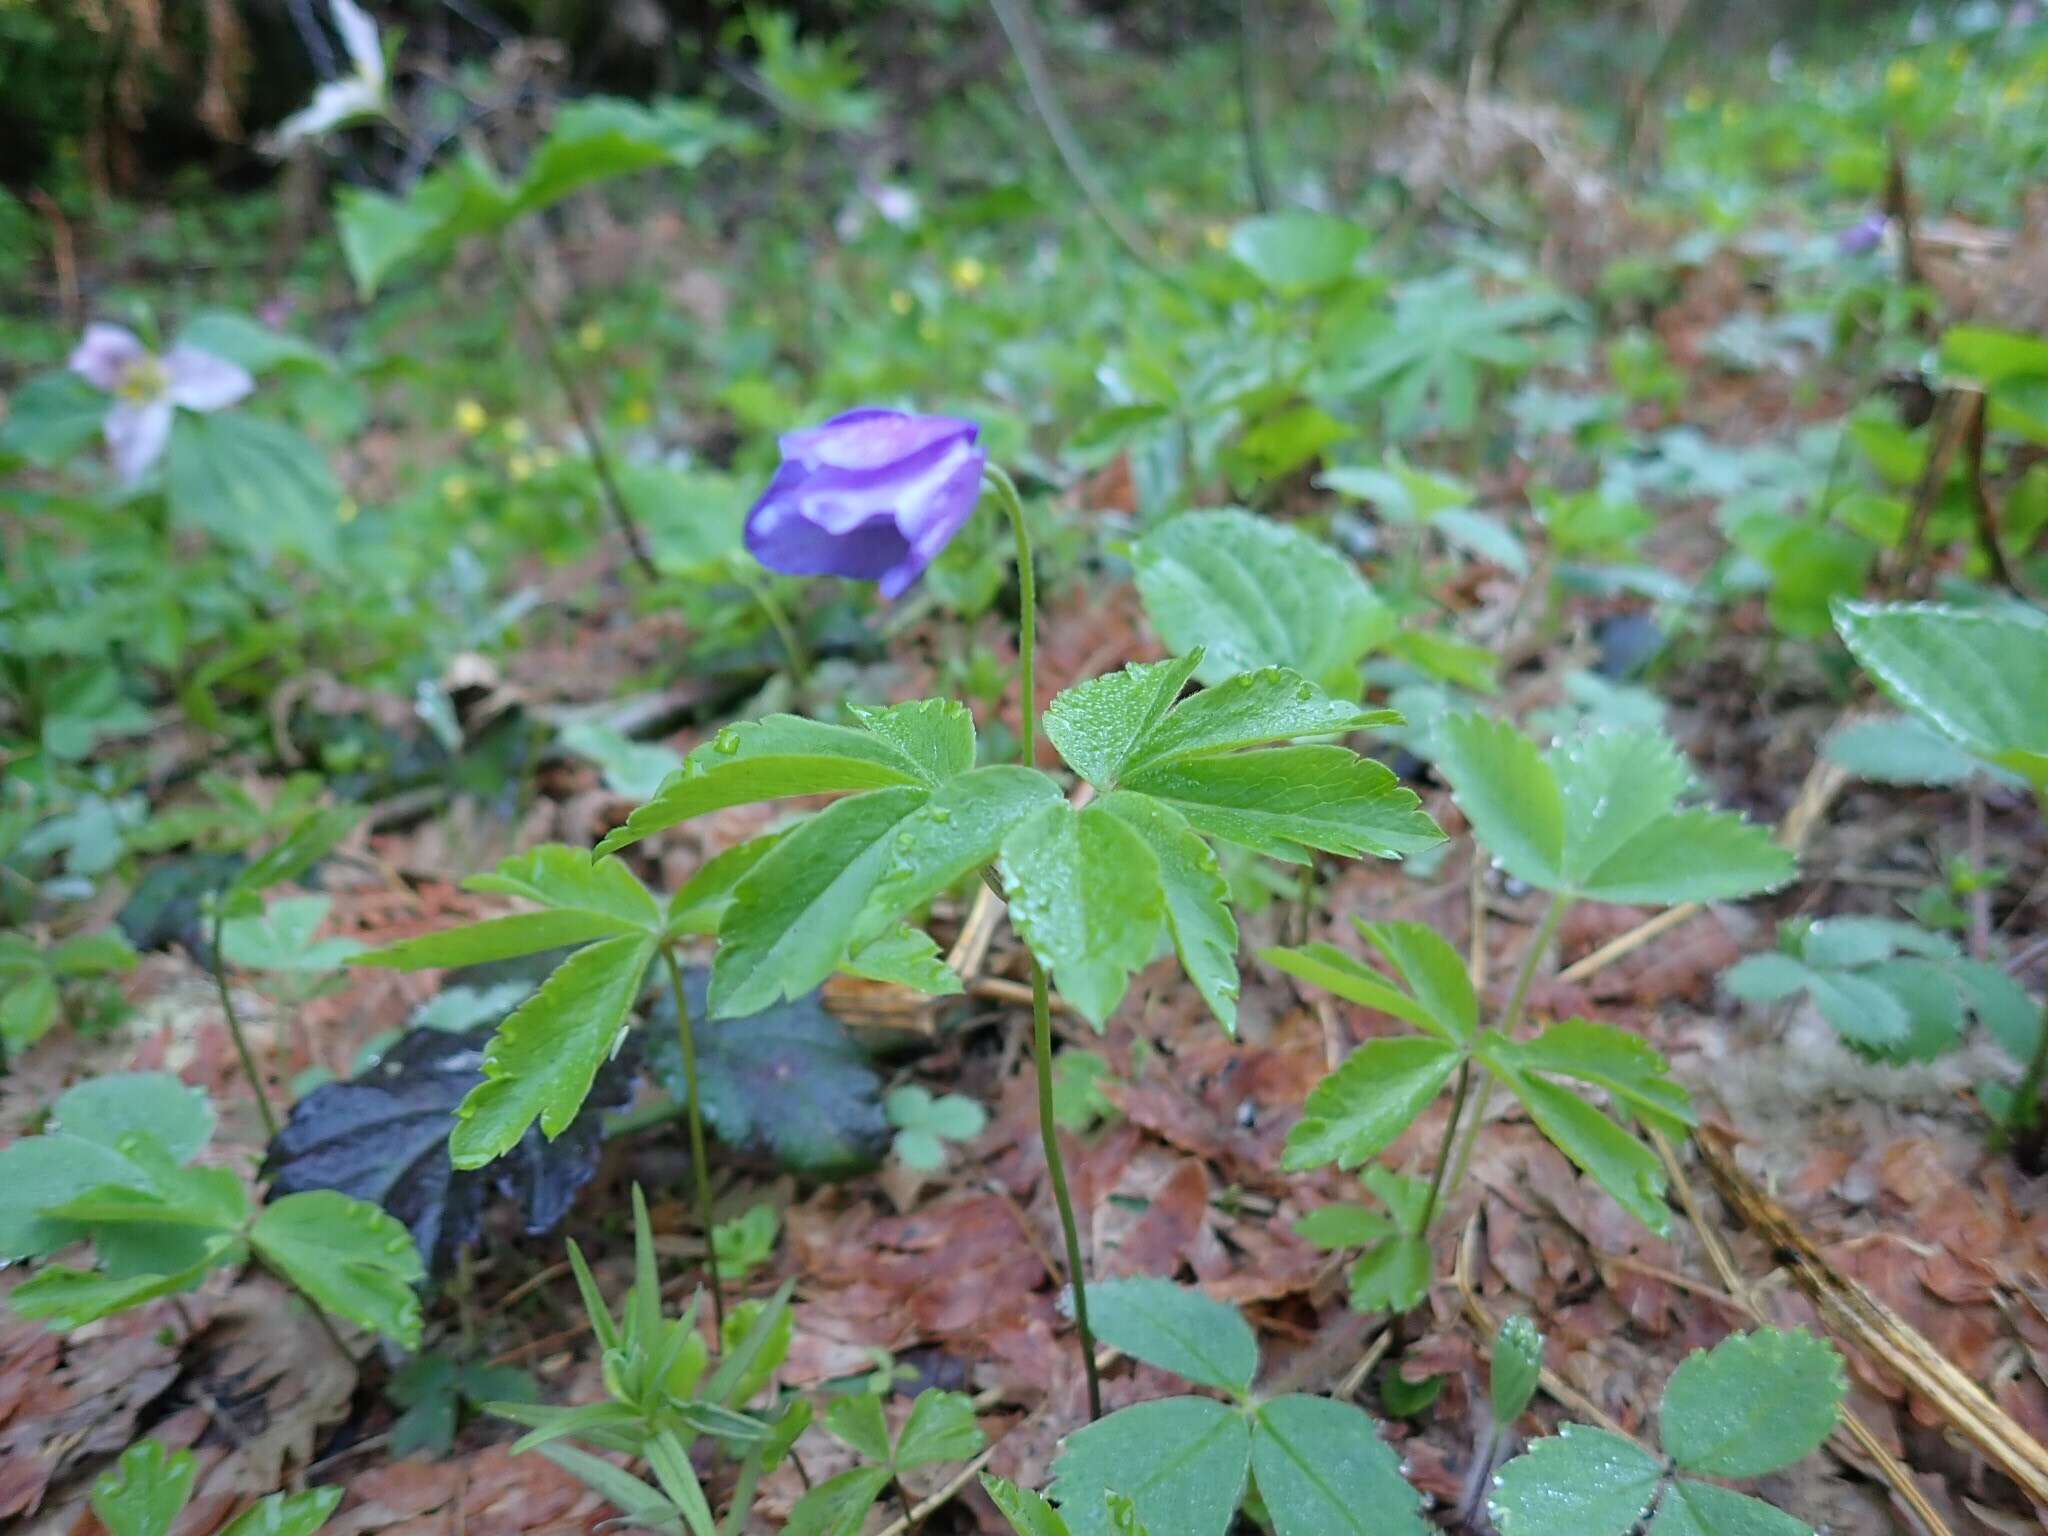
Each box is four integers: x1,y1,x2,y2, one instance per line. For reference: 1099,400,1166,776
1123,747,1443,864
165,413,340,567
664,834,786,937
1489,1426,1664,1536
1132,510,1394,695
1500,1073,1671,1235
217,1487,345,1536
984,1475,1073,1536
0,1134,174,1260
221,895,366,972
0,369,107,464
848,698,977,785
1249,1394,1428,1536
1294,1204,1397,1248
450,933,658,1165
1432,715,1567,890
1437,508,1531,576
92,1440,196,1536
1491,1315,1544,1424
1,971,59,1051
1721,952,1812,1002
842,925,962,994
1833,601,2048,791
822,1391,893,1461
48,929,140,977
468,843,663,927
1086,1277,1258,1393
1098,793,1239,1031
252,1190,425,1348
177,311,331,374
894,1388,987,1468
708,787,928,1017
356,908,639,970
509,96,744,217
53,1072,215,1162
1659,1328,1845,1479
46,1145,247,1233
1347,1237,1430,1312
998,801,1167,1028
10,1239,242,1328
1127,668,1399,776
1551,730,1694,888
1491,1019,1693,1136
594,715,934,857
1652,1481,1814,1536
1810,969,1914,1050
1044,654,1205,788
1822,715,1987,786
857,767,1066,935
1572,810,1794,906
334,154,512,297
1051,1397,1252,1536
1228,211,1371,296
1941,324,2048,386
1282,1036,1462,1171
785,1467,895,1536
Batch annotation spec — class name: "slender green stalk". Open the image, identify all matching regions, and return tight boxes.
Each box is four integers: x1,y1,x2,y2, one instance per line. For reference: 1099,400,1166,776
1414,1060,1472,1238
496,235,660,583
2001,999,2048,1152
210,901,280,1142
1435,893,1573,1228
984,462,1101,1420
732,560,810,687
662,948,724,1329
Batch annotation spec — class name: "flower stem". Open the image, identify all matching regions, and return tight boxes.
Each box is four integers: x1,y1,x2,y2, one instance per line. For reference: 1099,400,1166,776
732,559,810,687
495,234,660,583
1415,1059,1472,1240
210,900,280,1142
662,948,723,1329
985,462,1099,1419
1034,955,1102,1420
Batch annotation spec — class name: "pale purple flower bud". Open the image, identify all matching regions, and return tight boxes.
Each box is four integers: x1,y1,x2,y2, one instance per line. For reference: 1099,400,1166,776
1838,213,1889,256
67,321,253,484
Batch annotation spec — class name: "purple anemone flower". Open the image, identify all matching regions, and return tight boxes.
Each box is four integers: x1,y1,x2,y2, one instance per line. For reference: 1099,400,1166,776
68,322,254,485
744,409,986,599
1837,212,1890,257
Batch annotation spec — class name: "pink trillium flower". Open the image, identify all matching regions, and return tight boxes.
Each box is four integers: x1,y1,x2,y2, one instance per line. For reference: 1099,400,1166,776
68,323,254,484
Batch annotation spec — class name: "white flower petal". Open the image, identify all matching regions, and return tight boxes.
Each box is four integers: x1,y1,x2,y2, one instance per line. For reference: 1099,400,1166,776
162,346,254,412
265,78,386,153
69,323,147,392
331,0,385,86
106,398,175,485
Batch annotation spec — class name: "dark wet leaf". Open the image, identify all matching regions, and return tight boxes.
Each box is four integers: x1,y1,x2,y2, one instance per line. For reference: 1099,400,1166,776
264,1020,636,1276
649,968,889,1178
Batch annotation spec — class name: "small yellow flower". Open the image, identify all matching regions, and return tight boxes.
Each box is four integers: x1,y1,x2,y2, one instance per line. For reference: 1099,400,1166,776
336,496,359,524
623,397,652,426
577,320,605,352
1887,59,1920,94
535,447,561,471
1203,223,1230,250
443,474,472,505
889,288,915,316
453,398,488,435
1719,101,1745,127
1684,85,1712,112
500,416,530,445
508,452,535,482
949,256,986,291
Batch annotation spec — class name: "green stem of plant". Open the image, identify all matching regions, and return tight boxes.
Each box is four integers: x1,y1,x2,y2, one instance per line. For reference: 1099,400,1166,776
662,948,723,1330
1438,893,1573,1220
253,1251,355,1365
211,901,280,1142
985,462,1100,1421
722,1448,766,1536
496,235,660,583
2001,999,2048,1149
1415,1059,1472,1240
733,560,810,687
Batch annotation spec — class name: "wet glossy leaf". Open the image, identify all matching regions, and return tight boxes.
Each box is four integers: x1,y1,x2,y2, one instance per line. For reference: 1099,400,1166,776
1051,1396,1252,1536
1044,654,1205,788
1492,1315,1544,1423
1122,747,1443,864
251,1190,426,1348
1489,1018,1693,1136
985,1474,1073,1536
895,1388,987,1468
1499,1072,1671,1235
217,1487,343,1536
1086,1277,1258,1393
166,413,341,568
1098,793,1239,1031
92,1440,196,1536
1659,1328,1845,1478
1651,1481,1814,1536
1249,1394,1428,1536
1282,1036,1461,1171
1489,1425,1663,1536
999,801,1166,1027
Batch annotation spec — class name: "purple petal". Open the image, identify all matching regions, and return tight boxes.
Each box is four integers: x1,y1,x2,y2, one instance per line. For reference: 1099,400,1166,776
778,408,978,474
1837,213,1888,256
163,346,254,412
880,447,986,598
105,398,174,484
69,323,147,393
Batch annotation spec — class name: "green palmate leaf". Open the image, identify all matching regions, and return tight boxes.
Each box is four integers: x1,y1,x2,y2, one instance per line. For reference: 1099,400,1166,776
664,834,785,937
334,154,513,298
1833,601,2048,792
1051,1397,1252,1536
52,1072,216,1162
1086,1277,1259,1393
450,933,658,1166
708,787,928,1017
594,714,939,857
217,1487,344,1536
1123,747,1442,864
251,1190,426,1348
1132,510,1395,695
1120,668,1398,778
847,698,978,784
1499,1072,1671,1235
11,1239,243,1328
999,801,1167,1028
1045,654,1206,789
1282,1036,1462,1171
1097,793,1239,1031
1822,715,1988,787
93,1440,197,1536
165,413,340,568
785,1467,895,1536
1490,1426,1664,1536
1429,714,1568,889
1570,811,1795,906
843,925,963,994
985,1475,1073,1536
1229,210,1371,296
1292,919,1482,1044
468,843,663,926
509,96,744,218
1658,1329,1845,1479
0,369,107,464
1249,1394,1429,1536
1652,1481,1814,1536
1262,944,1439,1036
1346,1235,1431,1312
1491,1315,1544,1424
1294,1204,1397,1248
1490,1018,1694,1136
221,895,366,972
822,1389,893,1462
895,1389,988,1468
857,767,1064,924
